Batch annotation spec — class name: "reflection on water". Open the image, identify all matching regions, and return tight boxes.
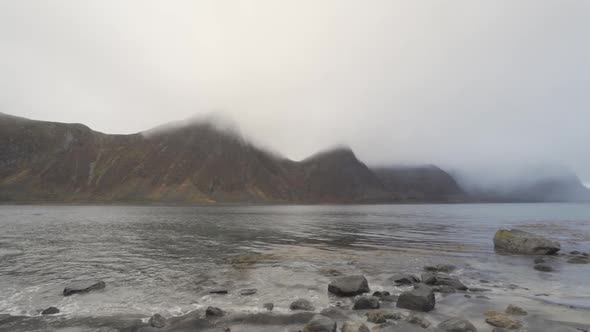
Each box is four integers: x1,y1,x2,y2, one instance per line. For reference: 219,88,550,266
0,203,589,317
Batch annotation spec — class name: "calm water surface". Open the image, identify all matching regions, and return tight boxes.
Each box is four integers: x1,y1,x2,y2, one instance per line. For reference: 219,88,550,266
0,203,589,318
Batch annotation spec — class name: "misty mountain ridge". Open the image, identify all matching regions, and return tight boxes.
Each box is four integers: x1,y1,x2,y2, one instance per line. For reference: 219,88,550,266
1,112,588,204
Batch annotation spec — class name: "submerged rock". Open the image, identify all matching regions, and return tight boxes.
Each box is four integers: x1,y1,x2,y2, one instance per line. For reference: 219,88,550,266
389,273,420,285
396,286,435,312
303,315,337,332
341,320,370,332
421,273,467,290
263,302,274,311
352,296,380,310
493,229,560,255
290,298,316,311
534,264,554,272
366,310,402,324
533,257,545,264
505,304,527,316
407,314,431,328
209,288,229,294
424,264,456,273
484,311,522,330
238,288,257,296
149,313,166,328
567,256,589,264
41,307,59,315
437,317,478,332
205,306,224,317
63,280,105,296
328,275,370,297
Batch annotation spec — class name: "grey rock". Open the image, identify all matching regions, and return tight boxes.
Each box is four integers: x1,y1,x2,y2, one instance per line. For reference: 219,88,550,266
505,304,527,316
407,314,431,328
366,311,402,324
263,302,274,311
396,286,435,312
534,257,545,264
421,273,467,290
328,275,370,297
41,307,59,315
494,229,560,255
437,317,478,332
205,306,224,317
534,264,554,272
389,274,420,285
373,291,391,298
468,287,491,292
149,313,166,328
320,307,350,320
239,288,257,296
303,315,337,332
352,296,380,310
570,251,581,255
290,298,316,311
424,264,456,273
341,320,370,332
209,288,229,294
567,256,589,264
63,280,105,296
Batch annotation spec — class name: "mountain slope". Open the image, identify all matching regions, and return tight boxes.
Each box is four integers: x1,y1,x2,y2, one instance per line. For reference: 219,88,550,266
372,165,465,202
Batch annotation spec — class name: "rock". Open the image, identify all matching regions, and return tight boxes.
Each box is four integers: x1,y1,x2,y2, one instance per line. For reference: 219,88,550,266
582,252,589,257
421,273,467,290
205,306,224,317
379,294,398,302
341,320,370,332
505,304,527,316
437,317,478,332
63,280,105,296
533,257,545,264
424,264,456,273
534,264,554,272
464,295,472,298
407,314,431,328
303,315,337,332
373,291,391,298
484,311,522,330
263,302,274,311
570,251,581,255
352,296,380,310
290,298,316,311
389,274,420,285
328,275,370,297
239,288,257,296
373,322,427,332
320,307,350,320
476,295,490,300
493,229,560,255
41,307,59,315
209,288,229,294
396,286,435,312
432,285,457,294
366,311,402,324
567,256,589,264
468,288,490,292
149,313,166,328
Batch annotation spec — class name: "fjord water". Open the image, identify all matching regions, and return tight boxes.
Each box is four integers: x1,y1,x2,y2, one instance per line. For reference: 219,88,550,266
1,203,589,321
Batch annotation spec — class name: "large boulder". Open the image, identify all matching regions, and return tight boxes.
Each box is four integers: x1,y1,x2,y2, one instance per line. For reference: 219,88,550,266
437,317,478,332
493,229,560,255
328,275,370,297
303,315,337,332
396,286,435,312
63,280,105,296
290,298,316,311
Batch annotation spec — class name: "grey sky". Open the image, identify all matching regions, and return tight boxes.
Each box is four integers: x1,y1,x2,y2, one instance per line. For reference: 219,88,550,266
1,1,589,181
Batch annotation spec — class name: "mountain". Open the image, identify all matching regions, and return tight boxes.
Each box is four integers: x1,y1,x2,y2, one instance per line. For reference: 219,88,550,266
2,112,588,204
372,165,465,202
0,113,387,203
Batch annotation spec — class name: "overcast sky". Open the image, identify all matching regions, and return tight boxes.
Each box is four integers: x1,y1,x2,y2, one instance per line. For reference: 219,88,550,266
1,1,589,182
